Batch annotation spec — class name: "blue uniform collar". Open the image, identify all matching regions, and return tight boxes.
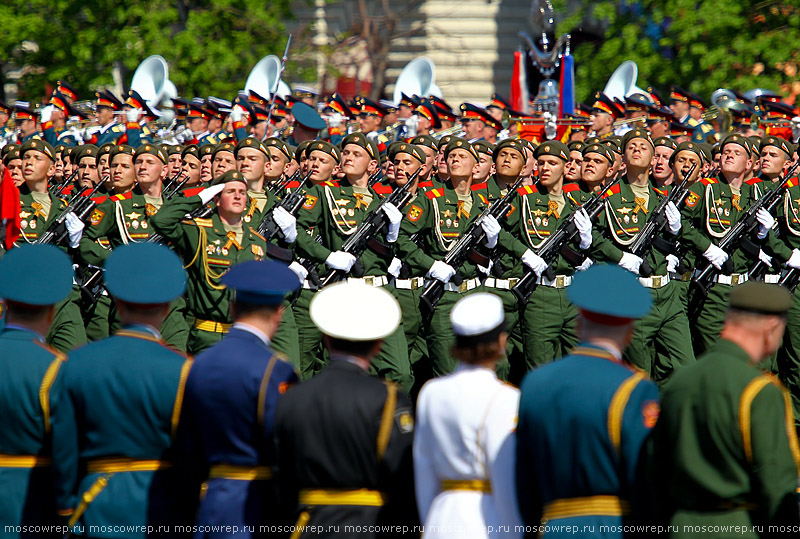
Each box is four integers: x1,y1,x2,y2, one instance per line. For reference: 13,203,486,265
117,323,162,341
231,322,271,348
1,324,44,341
571,341,623,363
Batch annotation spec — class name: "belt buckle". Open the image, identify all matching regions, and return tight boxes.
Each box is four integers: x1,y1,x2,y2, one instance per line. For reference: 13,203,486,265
410,278,418,290
731,274,740,286
459,281,469,293
652,276,662,288
556,275,565,288
365,276,374,286
508,278,519,287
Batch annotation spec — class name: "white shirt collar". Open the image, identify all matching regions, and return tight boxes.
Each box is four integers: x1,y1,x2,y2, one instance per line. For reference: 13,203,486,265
232,321,270,347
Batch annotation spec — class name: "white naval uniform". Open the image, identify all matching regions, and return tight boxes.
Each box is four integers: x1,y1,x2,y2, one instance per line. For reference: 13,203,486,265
414,364,522,538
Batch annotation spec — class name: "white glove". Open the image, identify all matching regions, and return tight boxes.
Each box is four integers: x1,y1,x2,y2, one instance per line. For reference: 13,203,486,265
573,208,592,250
325,251,357,272
787,249,800,270
288,261,308,285
666,254,679,273
230,105,245,123
40,105,55,123
272,206,297,243
126,108,143,123
521,249,548,277
327,113,343,128
477,259,494,277
619,252,643,274
198,183,226,205
388,257,402,278
665,201,681,235
481,214,501,248
576,257,594,272
758,249,773,267
65,212,84,248
82,126,102,139
703,244,729,270
427,260,456,282
756,208,775,239
381,203,403,243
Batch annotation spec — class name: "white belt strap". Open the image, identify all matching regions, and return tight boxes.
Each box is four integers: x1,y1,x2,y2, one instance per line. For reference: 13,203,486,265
638,274,671,289
483,277,520,290
443,278,481,293
536,274,573,288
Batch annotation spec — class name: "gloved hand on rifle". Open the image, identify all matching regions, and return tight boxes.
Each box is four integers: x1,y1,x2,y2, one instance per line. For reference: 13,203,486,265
702,244,728,270
787,249,800,270
427,260,455,282
288,261,308,285
756,208,775,240
665,201,682,235
65,212,85,248
326,251,356,272
574,208,593,249
388,257,402,278
273,206,298,243
481,215,501,248
521,249,548,277
618,252,643,274
381,203,403,243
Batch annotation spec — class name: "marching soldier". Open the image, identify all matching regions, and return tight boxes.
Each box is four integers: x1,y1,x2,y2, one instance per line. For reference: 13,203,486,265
50,243,194,534
92,91,126,147
649,282,800,534
275,283,417,538
185,103,219,147
177,260,300,537
414,293,522,537
588,92,622,139
471,140,495,185
14,104,42,144
0,245,74,535
652,136,677,188
181,144,203,188
211,141,237,178
516,264,658,536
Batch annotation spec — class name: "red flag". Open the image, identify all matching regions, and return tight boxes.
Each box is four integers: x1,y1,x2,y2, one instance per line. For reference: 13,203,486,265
510,50,529,114
0,168,21,249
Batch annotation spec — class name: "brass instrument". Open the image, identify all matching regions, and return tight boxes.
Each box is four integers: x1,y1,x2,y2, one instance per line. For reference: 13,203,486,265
432,124,465,139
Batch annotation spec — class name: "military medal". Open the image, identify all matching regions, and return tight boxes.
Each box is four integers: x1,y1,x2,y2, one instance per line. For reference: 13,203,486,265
454,220,459,228
222,248,229,256
244,215,251,223
141,221,148,229
132,220,139,229
624,215,630,224
145,203,157,217
724,208,730,216
30,221,36,230
348,208,355,217
446,218,452,227
542,218,549,227
20,220,27,229
535,217,542,226
632,214,638,224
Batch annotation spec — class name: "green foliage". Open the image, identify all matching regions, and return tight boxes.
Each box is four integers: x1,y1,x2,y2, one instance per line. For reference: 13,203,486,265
553,0,800,102
2,0,298,101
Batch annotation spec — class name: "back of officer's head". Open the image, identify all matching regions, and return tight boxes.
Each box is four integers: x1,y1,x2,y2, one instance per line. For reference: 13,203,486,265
723,282,792,362
450,293,507,366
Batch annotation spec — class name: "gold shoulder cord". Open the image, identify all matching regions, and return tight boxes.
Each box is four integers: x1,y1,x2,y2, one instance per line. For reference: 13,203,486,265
184,225,227,290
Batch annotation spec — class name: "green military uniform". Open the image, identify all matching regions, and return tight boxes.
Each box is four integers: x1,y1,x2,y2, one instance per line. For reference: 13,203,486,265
649,283,800,536
0,245,74,536
16,181,87,353
295,175,410,390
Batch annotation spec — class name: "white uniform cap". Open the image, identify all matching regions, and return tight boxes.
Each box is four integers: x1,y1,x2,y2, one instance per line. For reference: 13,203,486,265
450,293,504,337
310,282,401,341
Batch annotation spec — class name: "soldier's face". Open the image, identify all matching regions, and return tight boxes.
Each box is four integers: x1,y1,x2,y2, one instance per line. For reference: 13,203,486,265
393,154,422,187
495,148,524,178
200,155,213,183
623,139,654,170
54,154,64,178
135,154,167,187
212,151,236,179
672,151,701,184
168,153,182,176
436,150,449,177
8,159,23,186
181,154,202,186
462,119,485,140
473,153,494,182
111,154,136,192
22,150,55,183
96,107,113,126
357,114,380,134
564,150,583,181
720,144,752,176
252,121,268,141
537,155,566,188
446,148,478,179
670,100,689,119
581,153,611,184
236,148,267,182
265,148,288,180
590,113,611,132
760,147,788,177
419,146,435,176
284,159,299,178
307,150,337,183
652,146,674,181
78,156,99,187
415,114,431,133
341,144,375,177
99,154,110,180
217,182,248,214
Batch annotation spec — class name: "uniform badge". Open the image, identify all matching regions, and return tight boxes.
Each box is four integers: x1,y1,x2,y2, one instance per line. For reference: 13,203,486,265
542,218,549,227
90,208,105,226
20,220,27,229
642,401,660,429
446,218,452,227
685,192,699,208
145,203,157,217
222,248,229,256
535,217,542,226
407,205,423,222
132,220,139,229
244,215,251,222
348,208,355,217
632,214,638,224
623,215,630,224
29,221,36,230
141,221,148,229
454,220,459,228
395,410,414,433
251,245,265,257
303,195,318,210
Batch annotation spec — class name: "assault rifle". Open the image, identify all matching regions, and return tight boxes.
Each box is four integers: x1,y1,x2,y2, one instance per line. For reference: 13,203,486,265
257,171,313,242
36,179,107,246
49,169,80,196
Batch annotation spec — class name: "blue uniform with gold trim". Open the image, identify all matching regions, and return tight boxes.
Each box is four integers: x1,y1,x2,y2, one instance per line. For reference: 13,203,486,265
176,325,298,537
50,325,194,537
516,344,659,537
0,326,63,537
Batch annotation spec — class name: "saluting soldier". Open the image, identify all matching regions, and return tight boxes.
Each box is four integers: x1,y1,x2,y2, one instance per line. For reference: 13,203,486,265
176,260,300,537
516,264,658,536
275,283,417,538
649,282,800,534
0,245,74,536
50,243,194,535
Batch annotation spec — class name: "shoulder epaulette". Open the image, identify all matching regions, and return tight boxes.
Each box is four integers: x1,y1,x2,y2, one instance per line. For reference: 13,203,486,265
476,193,489,204
111,192,133,201
91,195,107,205
425,188,445,199
786,178,798,189
418,180,434,188
249,227,267,242
323,180,339,187
193,218,213,227
562,183,581,193
517,185,537,196
745,177,763,185
700,177,717,185
182,186,205,197
603,183,622,198
285,181,301,188
471,182,488,191
59,185,75,196
373,183,393,195
653,187,668,197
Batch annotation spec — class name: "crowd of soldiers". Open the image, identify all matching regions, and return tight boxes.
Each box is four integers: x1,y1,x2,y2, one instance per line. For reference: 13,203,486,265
1,78,800,538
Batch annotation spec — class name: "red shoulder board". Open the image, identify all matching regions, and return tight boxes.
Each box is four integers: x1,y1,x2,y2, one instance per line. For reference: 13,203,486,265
562,183,580,193
182,186,205,197
476,193,488,204
285,181,301,188
745,177,763,185
111,192,133,201
786,178,798,189
471,182,488,191
653,187,668,196
117,134,128,144
60,185,75,196
323,180,339,187
425,188,445,199
602,183,621,198
699,177,717,185
373,183,393,195
91,195,107,205
516,185,537,196
418,180,434,188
